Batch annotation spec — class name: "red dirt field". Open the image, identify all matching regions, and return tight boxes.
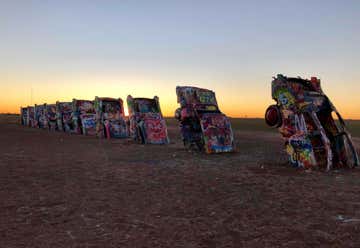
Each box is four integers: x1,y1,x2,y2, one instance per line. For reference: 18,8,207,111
1,115,360,247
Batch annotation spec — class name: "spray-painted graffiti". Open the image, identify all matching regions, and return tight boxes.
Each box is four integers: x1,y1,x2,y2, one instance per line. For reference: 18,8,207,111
35,104,47,129
56,102,73,132
200,113,234,153
94,97,128,139
46,104,57,131
127,96,169,144
175,86,235,153
265,74,359,170
20,107,28,126
72,99,96,135
27,106,36,127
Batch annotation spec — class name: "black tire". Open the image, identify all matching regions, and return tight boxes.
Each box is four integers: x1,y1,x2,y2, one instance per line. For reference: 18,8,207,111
265,105,282,128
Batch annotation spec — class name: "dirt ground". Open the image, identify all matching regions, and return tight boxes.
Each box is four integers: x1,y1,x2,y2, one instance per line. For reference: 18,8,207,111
1,115,360,248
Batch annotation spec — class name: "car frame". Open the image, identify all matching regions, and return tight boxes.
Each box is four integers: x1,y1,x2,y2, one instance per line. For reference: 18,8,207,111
72,99,97,135
56,101,74,132
45,104,57,131
27,106,36,127
127,95,169,144
265,74,359,170
175,86,235,153
34,104,47,129
94,96,128,139
20,107,28,126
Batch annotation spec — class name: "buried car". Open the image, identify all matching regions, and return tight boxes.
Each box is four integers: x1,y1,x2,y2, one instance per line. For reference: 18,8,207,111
94,97,128,138
265,74,359,170
175,86,235,153
56,101,74,132
45,104,57,131
27,106,36,127
72,99,96,135
34,104,47,129
20,107,28,126
127,95,169,144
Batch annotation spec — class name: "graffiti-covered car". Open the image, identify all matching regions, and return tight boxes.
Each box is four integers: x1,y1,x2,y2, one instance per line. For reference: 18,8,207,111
127,95,169,144
72,99,96,135
94,97,128,138
35,104,47,129
27,106,36,127
45,104,57,131
20,107,28,125
265,74,359,170
56,101,74,132
175,86,235,153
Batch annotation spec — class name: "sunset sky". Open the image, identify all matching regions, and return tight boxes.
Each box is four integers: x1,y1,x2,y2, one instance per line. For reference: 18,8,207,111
1,0,359,118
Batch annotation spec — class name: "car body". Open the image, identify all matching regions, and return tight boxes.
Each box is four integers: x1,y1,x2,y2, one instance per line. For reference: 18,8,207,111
27,106,36,127
45,104,57,131
56,101,74,132
72,99,96,135
20,107,28,125
34,104,47,129
265,74,359,170
175,86,235,153
127,95,169,144
94,97,128,139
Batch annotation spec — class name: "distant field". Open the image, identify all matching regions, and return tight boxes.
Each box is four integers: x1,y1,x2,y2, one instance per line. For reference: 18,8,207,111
230,118,360,138
345,120,360,137
229,118,274,132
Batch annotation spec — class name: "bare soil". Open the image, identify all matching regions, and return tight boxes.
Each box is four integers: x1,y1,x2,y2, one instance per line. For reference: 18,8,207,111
1,115,360,247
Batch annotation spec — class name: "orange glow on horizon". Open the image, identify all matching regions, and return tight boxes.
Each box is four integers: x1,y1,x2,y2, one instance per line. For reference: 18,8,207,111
1,74,359,120
2,97,360,120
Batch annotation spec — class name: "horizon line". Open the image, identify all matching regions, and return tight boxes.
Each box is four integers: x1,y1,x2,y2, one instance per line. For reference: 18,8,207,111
2,112,360,121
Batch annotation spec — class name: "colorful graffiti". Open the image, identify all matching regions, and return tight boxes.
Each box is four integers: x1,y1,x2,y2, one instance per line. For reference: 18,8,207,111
127,95,169,144
175,86,235,153
56,102,73,132
20,107,28,126
265,74,359,170
94,97,128,139
200,113,234,153
27,106,36,127
72,99,96,136
34,104,47,129
46,104,57,131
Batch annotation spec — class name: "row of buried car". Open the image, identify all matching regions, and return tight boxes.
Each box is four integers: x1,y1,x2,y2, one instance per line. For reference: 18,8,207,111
20,89,235,153
21,96,170,145
20,77,360,170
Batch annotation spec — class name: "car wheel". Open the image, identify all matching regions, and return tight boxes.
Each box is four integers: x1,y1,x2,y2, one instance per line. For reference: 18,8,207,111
265,105,282,128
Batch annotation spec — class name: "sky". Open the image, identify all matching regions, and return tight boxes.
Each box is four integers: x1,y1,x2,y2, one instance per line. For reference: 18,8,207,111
0,0,359,118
